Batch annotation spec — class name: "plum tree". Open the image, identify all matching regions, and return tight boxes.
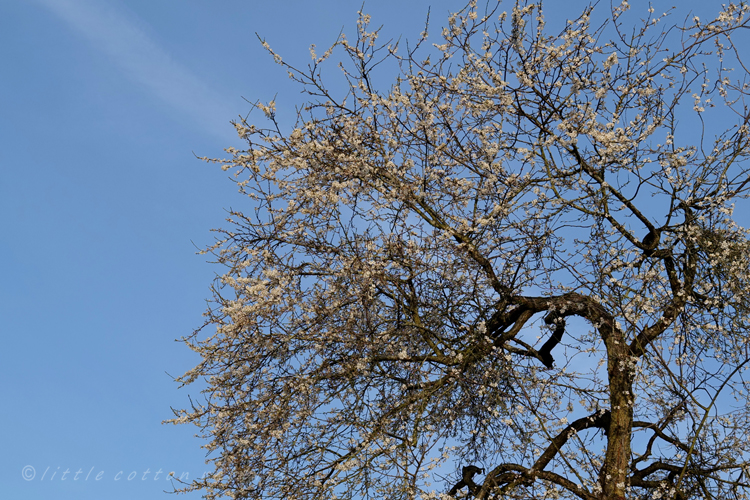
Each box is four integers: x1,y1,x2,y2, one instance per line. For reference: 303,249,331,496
170,2,750,499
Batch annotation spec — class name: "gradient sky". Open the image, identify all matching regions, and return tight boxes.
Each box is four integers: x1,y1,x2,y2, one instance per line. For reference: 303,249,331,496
0,1,738,499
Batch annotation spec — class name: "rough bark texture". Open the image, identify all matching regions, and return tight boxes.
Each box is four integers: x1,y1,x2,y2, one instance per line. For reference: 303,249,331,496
603,336,634,500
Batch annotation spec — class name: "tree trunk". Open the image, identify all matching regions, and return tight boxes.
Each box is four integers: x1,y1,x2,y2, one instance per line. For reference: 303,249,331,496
602,336,634,500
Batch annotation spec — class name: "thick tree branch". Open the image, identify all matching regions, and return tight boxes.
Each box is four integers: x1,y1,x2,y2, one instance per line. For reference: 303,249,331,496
477,410,610,499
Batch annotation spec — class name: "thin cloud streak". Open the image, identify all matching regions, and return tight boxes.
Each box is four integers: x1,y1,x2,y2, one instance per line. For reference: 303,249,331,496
37,0,237,140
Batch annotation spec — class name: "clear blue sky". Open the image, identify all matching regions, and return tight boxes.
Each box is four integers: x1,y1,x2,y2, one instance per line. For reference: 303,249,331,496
0,1,730,499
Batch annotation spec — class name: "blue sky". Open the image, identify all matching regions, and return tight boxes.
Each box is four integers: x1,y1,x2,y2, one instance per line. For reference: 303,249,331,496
0,1,453,499
0,1,736,499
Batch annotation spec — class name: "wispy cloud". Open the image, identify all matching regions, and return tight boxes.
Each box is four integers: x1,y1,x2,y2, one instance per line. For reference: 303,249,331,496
36,0,237,140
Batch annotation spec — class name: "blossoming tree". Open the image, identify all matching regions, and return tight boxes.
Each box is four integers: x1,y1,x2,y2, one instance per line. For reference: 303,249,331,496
171,1,750,499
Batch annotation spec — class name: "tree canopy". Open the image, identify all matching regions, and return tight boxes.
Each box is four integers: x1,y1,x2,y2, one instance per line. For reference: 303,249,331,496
170,1,750,499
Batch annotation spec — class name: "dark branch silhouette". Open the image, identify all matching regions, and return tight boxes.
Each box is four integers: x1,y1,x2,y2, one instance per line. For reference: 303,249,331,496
449,465,485,497
640,227,661,256
538,313,566,368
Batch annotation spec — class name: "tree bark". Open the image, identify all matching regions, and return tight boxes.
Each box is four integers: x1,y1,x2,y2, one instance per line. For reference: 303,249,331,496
602,334,634,500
